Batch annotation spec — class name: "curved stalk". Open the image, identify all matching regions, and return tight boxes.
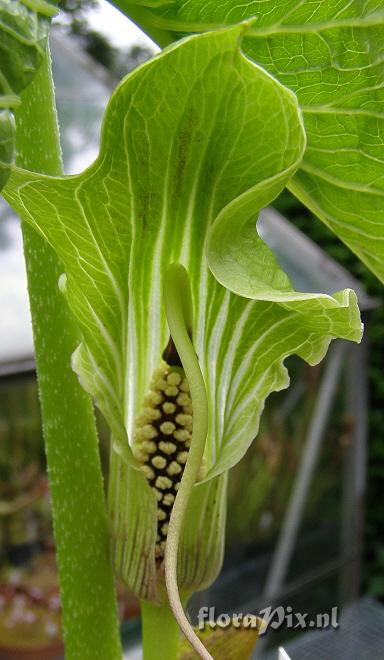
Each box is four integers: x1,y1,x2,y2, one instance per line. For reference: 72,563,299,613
163,264,212,660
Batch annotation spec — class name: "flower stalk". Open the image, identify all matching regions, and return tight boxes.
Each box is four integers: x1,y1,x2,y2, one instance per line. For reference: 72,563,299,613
141,599,181,660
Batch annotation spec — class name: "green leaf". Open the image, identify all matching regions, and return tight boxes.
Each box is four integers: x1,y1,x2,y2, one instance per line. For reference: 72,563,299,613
3,23,361,595
0,0,56,189
115,0,384,282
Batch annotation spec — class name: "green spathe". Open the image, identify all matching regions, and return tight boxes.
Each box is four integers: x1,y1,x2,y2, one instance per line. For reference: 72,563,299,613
3,23,362,601
114,0,384,283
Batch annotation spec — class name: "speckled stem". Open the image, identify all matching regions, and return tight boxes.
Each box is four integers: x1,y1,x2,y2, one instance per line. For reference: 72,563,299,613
12,44,122,659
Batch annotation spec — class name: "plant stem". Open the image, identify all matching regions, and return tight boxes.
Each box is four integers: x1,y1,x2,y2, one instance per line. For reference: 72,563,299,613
12,44,122,658
141,599,181,660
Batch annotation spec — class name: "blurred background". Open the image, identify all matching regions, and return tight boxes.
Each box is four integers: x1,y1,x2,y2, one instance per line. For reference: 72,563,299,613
0,2,383,658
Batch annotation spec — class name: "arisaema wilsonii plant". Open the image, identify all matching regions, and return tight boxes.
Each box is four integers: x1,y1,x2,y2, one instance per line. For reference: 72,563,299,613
1,0,383,658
